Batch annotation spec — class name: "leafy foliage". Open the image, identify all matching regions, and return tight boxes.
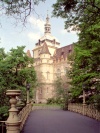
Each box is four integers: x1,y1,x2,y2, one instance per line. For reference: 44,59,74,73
0,46,37,120
52,0,100,107
52,0,100,30
0,106,9,121
70,16,100,99
54,77,70,110
0,46,37,90
0,0,46,23
47,97,64,105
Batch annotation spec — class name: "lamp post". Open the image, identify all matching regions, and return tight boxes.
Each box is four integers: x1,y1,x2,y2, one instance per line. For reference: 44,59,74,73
82,84,86,115
26,83,30,104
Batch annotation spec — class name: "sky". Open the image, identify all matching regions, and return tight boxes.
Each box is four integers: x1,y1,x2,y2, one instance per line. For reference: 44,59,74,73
0,0,79,54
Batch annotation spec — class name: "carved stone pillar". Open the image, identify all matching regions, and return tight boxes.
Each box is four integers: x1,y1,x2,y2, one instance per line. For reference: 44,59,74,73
27,90,29,104
83,89,86,115
5,90,21,133
26,83,30,104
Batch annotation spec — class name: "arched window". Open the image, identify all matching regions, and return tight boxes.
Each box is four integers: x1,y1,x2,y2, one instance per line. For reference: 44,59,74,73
46,71,49,79
38,50,40,55
64,67,67,74
57,69,61,77
64,67,68,75
47,87,48,93
40,88,42,94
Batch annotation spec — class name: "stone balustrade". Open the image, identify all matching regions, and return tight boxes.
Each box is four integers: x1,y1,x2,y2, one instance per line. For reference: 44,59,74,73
68,103,100,121
1,101,99,133
3,89,33,133
0,103,32,133
18,103,32,131
32,105,61,110
0,121,6,133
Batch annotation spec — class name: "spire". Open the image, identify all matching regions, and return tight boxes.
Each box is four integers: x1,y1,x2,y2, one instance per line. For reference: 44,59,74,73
26,50,32,57
40,42,51,55
44,11,51,34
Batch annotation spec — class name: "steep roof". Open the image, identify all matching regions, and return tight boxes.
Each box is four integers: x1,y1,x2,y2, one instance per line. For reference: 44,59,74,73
40,42,51,55
53,44,74,59
26,50,32,57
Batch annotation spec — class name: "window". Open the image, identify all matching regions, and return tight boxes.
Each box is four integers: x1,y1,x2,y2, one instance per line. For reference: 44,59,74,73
68,49,71,53
38,50,40,55
46,71,49,79
40,88,42,94
47,88,48,93
57,69,61,77
68,45,72,53
65,67,68,75
47,60,49,63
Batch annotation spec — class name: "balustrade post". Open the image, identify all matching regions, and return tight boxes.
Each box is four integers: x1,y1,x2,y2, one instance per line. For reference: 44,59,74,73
95,109,97,120
83,89,86,115
5,90,21,133
26,90,30,104
26,83,30,104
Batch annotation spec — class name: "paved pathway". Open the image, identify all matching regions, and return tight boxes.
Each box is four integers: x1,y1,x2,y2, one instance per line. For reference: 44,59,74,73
22,110,100,133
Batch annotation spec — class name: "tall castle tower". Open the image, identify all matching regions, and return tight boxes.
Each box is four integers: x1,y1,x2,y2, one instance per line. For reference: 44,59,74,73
32,14,73,103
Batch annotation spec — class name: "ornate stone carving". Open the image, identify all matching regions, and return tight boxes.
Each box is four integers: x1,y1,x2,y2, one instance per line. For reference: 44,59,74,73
6,90,21,133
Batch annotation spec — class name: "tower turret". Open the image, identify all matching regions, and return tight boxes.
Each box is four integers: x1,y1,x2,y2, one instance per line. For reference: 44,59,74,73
44,13,51,34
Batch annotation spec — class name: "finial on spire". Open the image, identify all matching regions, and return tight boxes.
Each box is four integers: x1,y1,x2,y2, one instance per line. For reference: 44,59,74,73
46,10,49,24
44,11,51,34
47,10,48,15
47,10,49,18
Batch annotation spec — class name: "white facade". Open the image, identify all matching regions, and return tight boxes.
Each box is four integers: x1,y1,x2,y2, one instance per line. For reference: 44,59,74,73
32,14,73,103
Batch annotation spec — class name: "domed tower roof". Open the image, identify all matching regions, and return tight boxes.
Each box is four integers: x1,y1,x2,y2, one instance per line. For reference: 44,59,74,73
39,13,60,45
34,13,60,48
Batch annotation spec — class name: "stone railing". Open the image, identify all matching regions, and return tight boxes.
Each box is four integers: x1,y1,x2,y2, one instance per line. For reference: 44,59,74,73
32,105,61,110
0,121,6,133
68,103,100,121
18,103,32,131
0,103,32,133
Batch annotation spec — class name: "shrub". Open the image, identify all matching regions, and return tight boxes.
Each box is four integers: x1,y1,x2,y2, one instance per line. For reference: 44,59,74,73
0,106,9,121
47,98,64,105
47,98,55,104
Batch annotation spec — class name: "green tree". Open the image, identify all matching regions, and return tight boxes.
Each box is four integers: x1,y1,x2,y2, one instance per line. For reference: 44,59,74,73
0,46,37,120
0,0,45,23
70,18,100,108
0,48,9,107
52,0,100,107
54,76,70,110
52,0,100,29
0,48,7,61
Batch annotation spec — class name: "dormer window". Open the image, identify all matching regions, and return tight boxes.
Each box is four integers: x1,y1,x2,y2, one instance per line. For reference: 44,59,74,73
39,39,41,45
61,51,64,55
69,45,72,53
68,49,71,53
38,50,40,55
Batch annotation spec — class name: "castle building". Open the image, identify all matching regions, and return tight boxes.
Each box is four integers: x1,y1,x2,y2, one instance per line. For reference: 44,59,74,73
27,14,73,103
